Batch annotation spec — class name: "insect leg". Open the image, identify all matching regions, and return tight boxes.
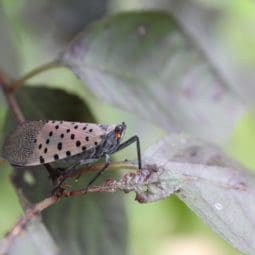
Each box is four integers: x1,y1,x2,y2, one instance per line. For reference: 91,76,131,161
50,163,81,194
85,153,111,189
116,135,142,169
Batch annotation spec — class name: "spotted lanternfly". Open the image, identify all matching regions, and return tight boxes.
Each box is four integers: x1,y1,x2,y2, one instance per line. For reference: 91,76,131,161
2,120,142,186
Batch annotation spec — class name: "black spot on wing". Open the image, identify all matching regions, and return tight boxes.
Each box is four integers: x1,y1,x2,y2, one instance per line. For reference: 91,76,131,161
40,156,45,164
57,142,62,150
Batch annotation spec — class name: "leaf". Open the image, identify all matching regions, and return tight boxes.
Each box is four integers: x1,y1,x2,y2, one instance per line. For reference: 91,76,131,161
60,11,245,144
122,134,255,255
2,86,127,255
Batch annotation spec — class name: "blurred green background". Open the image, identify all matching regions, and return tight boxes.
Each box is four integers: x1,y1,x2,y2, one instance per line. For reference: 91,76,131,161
1,1,255,254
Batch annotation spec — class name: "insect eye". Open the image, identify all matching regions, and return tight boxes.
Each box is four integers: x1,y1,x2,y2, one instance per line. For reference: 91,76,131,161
115,126,123,140
116,132,121,140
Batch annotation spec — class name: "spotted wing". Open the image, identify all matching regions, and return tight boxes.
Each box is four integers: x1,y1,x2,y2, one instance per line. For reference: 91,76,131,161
3,120,112,166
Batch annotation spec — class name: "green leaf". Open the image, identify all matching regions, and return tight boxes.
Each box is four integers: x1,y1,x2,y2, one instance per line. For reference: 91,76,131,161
2,86,127,255
127,134,255,255
60,11,245,144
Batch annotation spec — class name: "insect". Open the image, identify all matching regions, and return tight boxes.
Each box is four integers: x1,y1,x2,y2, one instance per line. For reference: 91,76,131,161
2,120,142,187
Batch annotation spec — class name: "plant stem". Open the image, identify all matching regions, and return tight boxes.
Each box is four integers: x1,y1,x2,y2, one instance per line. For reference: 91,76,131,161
10,59,63,92
1,163,144,254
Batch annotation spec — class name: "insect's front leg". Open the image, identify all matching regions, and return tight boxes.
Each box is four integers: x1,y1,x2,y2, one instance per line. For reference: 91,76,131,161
116,135,142,169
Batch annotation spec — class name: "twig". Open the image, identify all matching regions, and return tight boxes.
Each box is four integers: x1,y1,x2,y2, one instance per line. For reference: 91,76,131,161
1,165,156,254
0,186,107,254
9,60,63,93
1,162,155,255
0,161,141,254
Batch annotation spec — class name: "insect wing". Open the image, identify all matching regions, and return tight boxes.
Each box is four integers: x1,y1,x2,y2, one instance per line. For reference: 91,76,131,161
3,121,110,166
